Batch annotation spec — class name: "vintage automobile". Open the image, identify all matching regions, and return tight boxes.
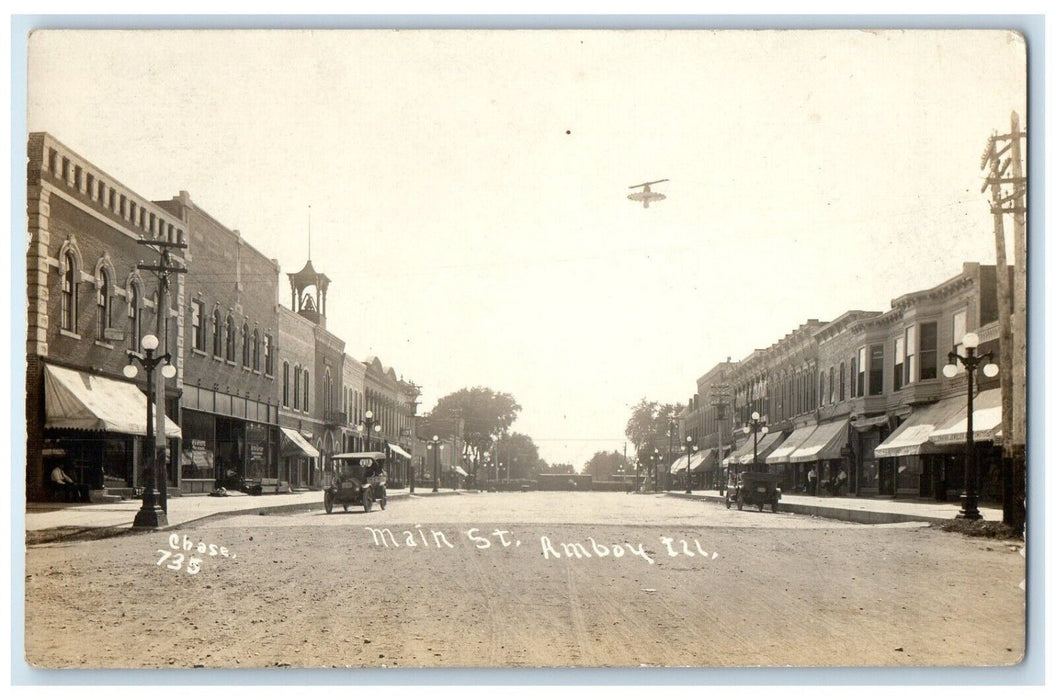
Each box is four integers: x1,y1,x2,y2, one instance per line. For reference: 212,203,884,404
324,452,388,514
725,471,781,512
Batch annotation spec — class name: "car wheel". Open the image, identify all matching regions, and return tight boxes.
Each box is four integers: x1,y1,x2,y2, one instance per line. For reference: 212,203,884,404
380,496,387,511
737,496,744,511
772,500,779,513
324,491,333,514
343,504,349,512
758,501,764,512
363,491,373,513
725,496,731,510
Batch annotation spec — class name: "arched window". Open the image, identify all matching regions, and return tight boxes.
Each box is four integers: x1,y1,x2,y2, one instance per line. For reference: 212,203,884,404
324,369,332,413
252,330,260,371
293,366,301,410
225,315,235,361
241,323,250,367
128,284,141,350
263,334,273,375
303,371,310,412
212,309,222,357
282,361,290,407
61,252,77,331
97,268,111,338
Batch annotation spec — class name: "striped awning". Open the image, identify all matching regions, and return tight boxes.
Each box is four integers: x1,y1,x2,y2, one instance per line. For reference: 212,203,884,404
873,397,966,459
788,420,849,463
44,363,181,438
765,424,817,464
929,389,1002,446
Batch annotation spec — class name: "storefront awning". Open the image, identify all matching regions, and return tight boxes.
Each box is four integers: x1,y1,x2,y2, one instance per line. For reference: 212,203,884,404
721,438,753,467
765,424,817,464
929,389,1002,446
669,454,690,474
852,415,890,431
44,364,181,438
738,430,786,464
388,442,412,459
280,427,319,458
788,419,849,463
452,465,469,477
873,397,967,459
689,449,714,473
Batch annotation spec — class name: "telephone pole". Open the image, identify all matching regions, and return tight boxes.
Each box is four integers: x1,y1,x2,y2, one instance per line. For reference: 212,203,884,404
138,236,188,511
980,112,1026,533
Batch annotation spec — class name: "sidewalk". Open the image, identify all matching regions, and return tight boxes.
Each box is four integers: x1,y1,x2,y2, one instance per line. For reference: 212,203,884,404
24,487,462,540
666,488,1003,525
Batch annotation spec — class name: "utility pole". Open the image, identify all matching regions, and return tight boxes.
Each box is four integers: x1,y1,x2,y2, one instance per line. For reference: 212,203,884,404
138,237,188,512
981,113,1026,533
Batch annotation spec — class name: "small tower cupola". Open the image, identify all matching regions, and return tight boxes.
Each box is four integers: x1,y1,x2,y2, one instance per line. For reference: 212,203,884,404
288,259,330,328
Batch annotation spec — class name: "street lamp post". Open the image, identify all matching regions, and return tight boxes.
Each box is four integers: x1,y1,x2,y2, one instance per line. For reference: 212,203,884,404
744,411,769,473
651,448,661,492
668,419,677,492
943,332,999,520
360,410,382,452
684,435,695,494
124,333,176,529
427,435,443,493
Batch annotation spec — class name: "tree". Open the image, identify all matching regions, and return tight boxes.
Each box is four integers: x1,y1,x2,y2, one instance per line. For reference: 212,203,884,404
624,398,685,485
583,450,631,480
421,387,521,484
491,432,541,481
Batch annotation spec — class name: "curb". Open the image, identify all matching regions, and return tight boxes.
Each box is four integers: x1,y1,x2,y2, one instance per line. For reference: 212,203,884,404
665,491,949,525
26,490,466,545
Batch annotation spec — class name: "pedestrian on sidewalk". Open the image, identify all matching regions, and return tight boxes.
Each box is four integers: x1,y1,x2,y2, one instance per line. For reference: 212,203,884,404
835,468,847,496
807,467,817,496
50,465,88,502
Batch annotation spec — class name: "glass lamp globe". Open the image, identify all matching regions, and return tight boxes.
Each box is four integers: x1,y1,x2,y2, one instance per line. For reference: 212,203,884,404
141,334,159,351
942,363,959,379
983,362,1000,378
962,332,980,350
373,424,382,433
761,426,769,435
122,364,138,378
365,410,373,420
751,411,760,421
161,363,177,379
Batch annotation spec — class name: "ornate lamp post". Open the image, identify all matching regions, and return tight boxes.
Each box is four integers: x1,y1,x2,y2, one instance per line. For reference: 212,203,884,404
427,435,443,493
651,448,661,492
634,458,641,493
943,332,999,520
710,382,731,495
684,435,695,494
668,419,677,491
124,333,176,529
743,411,769,473
360,410,382,451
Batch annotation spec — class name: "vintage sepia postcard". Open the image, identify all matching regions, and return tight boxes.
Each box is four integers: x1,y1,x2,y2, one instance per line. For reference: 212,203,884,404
21,26,1029,673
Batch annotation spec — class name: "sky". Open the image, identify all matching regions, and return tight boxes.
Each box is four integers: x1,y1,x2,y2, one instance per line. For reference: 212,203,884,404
26,29,1027,468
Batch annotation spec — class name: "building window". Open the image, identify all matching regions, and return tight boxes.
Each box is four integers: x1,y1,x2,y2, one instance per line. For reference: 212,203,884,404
225,315,235,361
264,334,273,375
96,269,111,338
212,309,223,357
868,344,884,396
839,362,845,401
192,300,205,351
252,330,260,371
282,362,290,407
850,357,857,398
856,348,867,397
303,371,310,412
819,372,825,407
919,322,938,380
829,366,836,404
893,337,905,391
904,326,917,385
293,366,301,410
128,284,141,350
241,323,250,367
953,309,967,358
61,252,77,331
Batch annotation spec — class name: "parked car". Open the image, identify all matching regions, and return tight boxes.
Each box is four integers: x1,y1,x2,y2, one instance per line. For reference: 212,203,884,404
324,452,388,513
725,471,781,512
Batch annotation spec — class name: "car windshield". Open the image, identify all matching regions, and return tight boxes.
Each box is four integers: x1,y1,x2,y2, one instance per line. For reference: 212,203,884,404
335,462,365,480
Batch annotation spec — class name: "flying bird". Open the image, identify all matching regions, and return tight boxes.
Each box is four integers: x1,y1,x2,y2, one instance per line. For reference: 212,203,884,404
628,179,669,208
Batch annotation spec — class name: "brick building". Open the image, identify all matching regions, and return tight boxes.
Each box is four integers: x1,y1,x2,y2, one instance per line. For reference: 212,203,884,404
26,133,183,501
155,192,282,494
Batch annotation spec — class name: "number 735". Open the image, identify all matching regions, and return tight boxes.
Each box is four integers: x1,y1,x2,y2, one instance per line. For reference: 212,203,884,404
156,550,201,574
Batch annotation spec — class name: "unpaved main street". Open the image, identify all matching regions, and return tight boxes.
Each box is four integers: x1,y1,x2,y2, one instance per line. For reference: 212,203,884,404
24,492,1024,669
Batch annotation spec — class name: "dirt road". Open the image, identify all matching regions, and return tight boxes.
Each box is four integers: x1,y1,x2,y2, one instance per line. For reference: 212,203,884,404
24,493,1024,669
